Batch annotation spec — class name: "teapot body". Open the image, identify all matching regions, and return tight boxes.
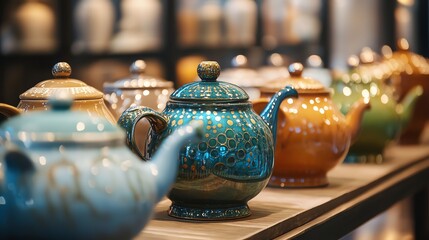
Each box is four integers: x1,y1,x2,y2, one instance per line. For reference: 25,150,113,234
103,60,175,120
256,92,351,187
0,142,157,239
16,98,116,123
147,101,274,220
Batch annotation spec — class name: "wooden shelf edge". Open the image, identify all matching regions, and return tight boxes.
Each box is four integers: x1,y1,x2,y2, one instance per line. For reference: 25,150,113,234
275,158,429,240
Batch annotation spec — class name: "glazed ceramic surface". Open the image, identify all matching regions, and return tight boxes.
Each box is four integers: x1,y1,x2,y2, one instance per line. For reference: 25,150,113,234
119,61,298,220
254,63,369,187
331,57,422,163
0,62,115,123
0,96,200,239
385,39,429,144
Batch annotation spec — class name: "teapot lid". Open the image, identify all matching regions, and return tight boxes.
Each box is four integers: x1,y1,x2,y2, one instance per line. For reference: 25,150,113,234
170,61,249,103
392,38,429,75
20,62,104,100
103,60,174,90
0,93,123,144
262,63,327,94
217,55,266,87
258,53,290,81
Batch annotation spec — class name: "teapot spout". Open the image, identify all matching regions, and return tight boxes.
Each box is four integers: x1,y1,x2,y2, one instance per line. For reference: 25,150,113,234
258,86,298,143
149,121,202,202
398,85,423,129
346,98,371,143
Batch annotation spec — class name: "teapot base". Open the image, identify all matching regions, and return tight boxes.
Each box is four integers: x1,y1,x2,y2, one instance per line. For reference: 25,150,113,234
168,203,251,220
344,153,384,164
268,175,329,188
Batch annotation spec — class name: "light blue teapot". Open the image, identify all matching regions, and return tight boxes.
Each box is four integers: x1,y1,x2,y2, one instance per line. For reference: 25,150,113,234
0,95,201,239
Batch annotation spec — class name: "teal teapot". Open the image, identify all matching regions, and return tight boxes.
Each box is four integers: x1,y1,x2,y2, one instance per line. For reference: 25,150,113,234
119,61,298,220
331,55,423,163
0,95,201,239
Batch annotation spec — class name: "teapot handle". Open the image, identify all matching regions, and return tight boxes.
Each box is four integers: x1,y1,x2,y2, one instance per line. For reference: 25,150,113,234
118,106,168,160
0,104,20,119
0,141,35,190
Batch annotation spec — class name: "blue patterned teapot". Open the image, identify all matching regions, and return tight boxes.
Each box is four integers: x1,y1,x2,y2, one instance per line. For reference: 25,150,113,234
119,61,298,220
0,95,201,239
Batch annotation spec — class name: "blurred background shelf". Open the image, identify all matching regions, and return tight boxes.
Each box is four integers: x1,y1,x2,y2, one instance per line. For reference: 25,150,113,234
0,0,427,104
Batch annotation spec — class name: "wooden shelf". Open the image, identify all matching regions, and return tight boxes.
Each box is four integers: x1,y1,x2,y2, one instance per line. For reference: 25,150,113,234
135,145,429,239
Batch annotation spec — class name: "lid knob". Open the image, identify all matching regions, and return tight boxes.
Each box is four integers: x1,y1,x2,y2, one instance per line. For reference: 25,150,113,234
306,55,323,68
359,47,375,64
397,38,409,51
48,91,73,111
231,55,248,68
381,45,393,58
347,55,360,68
52,62,72,78
197,61,221,82
288,63,304,77
130,60,146,75
268,53,285,67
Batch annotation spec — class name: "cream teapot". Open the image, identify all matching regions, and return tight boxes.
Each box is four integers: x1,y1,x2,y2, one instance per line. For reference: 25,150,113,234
0,62,115,123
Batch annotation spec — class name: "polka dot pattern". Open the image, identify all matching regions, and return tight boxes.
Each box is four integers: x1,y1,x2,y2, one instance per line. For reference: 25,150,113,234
147,102,274,183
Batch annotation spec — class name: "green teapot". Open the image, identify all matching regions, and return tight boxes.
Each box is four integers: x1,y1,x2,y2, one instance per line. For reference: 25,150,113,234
331,55,423,163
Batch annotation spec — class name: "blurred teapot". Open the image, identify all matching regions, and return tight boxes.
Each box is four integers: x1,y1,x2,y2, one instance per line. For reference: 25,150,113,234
0,94,201,239
0,62,115,123
217,55,266,100
382,39,429,144
104,60,174,118
331,54,423,163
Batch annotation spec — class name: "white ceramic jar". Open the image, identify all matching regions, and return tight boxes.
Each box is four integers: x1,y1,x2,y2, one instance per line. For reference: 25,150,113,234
224,0,257,46
73,0,115,53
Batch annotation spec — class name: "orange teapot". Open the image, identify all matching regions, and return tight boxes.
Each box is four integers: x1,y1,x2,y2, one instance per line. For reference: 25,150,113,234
383,39,429,144
253,63,370,187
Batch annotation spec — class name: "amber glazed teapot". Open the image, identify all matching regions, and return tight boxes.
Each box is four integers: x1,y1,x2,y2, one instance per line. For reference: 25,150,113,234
384,39,429,144
253,63,370,187
0,62,115,123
